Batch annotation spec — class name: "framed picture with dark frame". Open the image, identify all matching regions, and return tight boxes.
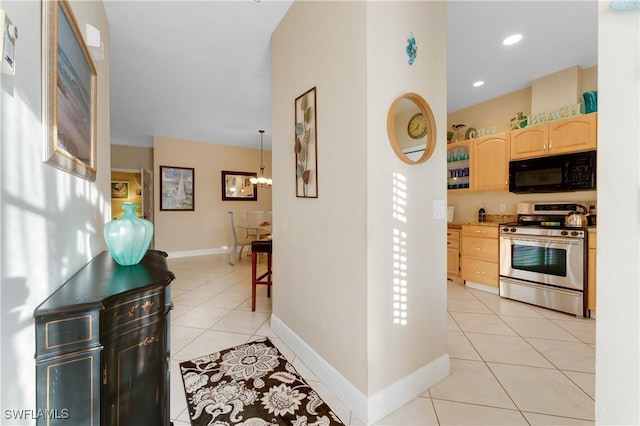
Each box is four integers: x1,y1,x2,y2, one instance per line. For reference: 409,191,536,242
294,87,318,198
42,0,98,181
221,171,257,201
160,166,194,211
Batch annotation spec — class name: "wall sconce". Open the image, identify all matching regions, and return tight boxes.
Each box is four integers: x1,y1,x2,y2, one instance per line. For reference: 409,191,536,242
86,23,104,61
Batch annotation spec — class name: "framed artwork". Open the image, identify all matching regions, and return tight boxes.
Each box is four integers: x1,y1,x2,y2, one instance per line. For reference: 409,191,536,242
111,181,129,199
42,0,98,181
294,87,318,198
160,166,194,211
221,171,257,201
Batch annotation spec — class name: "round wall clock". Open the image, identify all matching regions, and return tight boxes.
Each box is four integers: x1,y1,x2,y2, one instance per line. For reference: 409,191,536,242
407,113,427,139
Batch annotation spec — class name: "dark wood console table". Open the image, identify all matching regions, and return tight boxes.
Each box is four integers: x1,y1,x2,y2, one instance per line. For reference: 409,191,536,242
34,250,175,426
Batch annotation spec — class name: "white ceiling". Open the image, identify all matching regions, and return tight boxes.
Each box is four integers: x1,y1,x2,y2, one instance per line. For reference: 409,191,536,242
104,1,598,150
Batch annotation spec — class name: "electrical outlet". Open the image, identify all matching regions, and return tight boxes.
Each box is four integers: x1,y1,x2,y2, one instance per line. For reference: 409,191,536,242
499,203,506,212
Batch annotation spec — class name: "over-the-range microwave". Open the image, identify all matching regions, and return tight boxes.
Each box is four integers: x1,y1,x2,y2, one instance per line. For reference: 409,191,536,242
509,150,596,193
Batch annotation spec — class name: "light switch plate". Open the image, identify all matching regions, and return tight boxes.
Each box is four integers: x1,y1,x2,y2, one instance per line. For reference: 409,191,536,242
433,199,446,219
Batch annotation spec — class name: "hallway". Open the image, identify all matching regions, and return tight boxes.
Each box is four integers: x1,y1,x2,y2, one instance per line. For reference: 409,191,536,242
168,254,594,425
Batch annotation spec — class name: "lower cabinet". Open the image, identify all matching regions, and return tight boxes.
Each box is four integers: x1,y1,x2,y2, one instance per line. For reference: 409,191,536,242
34,251,175,426
588,229,597,312
461,225,499,287
447,226,463,283
102,317,169,426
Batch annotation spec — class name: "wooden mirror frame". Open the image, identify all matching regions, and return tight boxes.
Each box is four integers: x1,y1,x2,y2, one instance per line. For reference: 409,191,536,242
386,92,437,165
221,170,258,201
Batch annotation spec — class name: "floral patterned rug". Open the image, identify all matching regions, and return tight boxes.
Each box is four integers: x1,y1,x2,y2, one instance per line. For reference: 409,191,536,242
179,337,345,426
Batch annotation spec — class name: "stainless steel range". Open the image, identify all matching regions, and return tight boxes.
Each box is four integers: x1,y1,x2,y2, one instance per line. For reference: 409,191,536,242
499,202,593,317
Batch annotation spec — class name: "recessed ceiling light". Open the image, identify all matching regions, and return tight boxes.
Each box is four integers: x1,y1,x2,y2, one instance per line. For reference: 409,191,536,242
473,81,485,88
503,34,522,46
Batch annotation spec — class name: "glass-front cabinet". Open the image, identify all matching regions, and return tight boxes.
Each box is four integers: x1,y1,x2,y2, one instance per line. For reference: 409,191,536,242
447,140,472,192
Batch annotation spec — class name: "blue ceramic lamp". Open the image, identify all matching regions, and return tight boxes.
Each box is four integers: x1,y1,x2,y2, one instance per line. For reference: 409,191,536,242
104,202,154,266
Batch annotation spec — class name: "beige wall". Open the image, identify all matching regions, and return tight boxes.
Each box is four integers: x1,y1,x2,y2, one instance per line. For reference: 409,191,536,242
1,1,111,421
153,136,272,254
273,1,447,422
365,0,448,397
272,0,369,393
111,144,153,170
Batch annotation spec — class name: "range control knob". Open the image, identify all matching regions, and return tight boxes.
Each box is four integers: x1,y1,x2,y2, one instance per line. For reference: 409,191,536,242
510,228,517,233
571,231,580,237
502,227,510,232
561,231,569,236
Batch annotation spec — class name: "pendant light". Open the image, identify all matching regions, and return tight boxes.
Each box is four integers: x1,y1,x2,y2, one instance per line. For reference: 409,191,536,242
249,130,272,188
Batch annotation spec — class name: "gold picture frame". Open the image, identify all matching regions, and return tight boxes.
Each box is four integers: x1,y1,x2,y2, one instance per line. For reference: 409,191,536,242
42,0,98,181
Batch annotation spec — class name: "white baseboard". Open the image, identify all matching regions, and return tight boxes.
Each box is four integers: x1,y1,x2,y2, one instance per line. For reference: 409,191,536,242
367,353,450,424
166,247,230,258
271,314,450,425
466,280,499,294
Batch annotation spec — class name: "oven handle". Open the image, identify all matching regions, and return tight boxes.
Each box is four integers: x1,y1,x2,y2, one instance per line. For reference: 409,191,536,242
500,235,584,246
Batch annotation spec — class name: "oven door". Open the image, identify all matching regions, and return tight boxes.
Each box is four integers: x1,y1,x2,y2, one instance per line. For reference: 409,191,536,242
499,234,584,290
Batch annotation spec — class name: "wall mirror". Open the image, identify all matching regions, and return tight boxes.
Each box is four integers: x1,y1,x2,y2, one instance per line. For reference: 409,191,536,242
221,170,257,201
386,92,437,164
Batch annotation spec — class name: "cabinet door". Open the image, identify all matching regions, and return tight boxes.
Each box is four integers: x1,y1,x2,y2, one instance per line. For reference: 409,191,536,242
548,113,597,155
447,247,460,276
103,316,169,426
510,124,548,160
447,140,472,192
588,248,596,311
473,132,511,191
36,348,101,426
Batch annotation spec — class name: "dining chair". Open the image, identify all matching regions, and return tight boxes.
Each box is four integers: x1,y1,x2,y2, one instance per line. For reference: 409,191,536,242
245,211,264,239
227,211,252,265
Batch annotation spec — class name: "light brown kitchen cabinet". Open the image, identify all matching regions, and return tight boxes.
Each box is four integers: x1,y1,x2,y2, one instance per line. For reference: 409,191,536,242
447,226,463,283
588,229,597,312
472,132,511,191
510,113,597,160
461,225,499,287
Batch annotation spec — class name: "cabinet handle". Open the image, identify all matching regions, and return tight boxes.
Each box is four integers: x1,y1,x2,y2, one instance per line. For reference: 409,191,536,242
475,270,485,275
475,247,485,251
447,242,451,245
549,141,553,151
475,230,485,234
103,364,108,385
543,143,546,151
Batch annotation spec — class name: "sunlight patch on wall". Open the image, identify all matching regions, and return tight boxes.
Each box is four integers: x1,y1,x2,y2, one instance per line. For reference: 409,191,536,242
392,172,408,325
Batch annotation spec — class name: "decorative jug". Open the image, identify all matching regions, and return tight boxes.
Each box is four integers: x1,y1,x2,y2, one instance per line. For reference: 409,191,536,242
104,202,154,265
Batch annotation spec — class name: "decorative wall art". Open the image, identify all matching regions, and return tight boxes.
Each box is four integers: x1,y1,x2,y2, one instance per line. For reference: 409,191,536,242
160,166,194,211
221,170,257,201
406,32,418,65
111,181,129,199
42,0,98,181
294,87,318,198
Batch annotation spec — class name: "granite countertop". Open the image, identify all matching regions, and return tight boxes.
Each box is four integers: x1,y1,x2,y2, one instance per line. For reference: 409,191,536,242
449,214,517,227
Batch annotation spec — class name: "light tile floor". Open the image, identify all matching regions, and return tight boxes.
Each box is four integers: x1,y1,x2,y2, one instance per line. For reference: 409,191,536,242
168,254,595,425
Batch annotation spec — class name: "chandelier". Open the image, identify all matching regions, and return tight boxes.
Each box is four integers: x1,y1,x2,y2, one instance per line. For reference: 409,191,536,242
249,130,272,189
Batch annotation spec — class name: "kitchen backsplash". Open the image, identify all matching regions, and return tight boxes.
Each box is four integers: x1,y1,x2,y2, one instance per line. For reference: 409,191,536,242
448,190,597,224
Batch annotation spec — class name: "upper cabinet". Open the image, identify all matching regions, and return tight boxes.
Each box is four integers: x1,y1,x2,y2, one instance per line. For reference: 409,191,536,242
447,140,472,193
511,113,597,160
473,132,511,191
